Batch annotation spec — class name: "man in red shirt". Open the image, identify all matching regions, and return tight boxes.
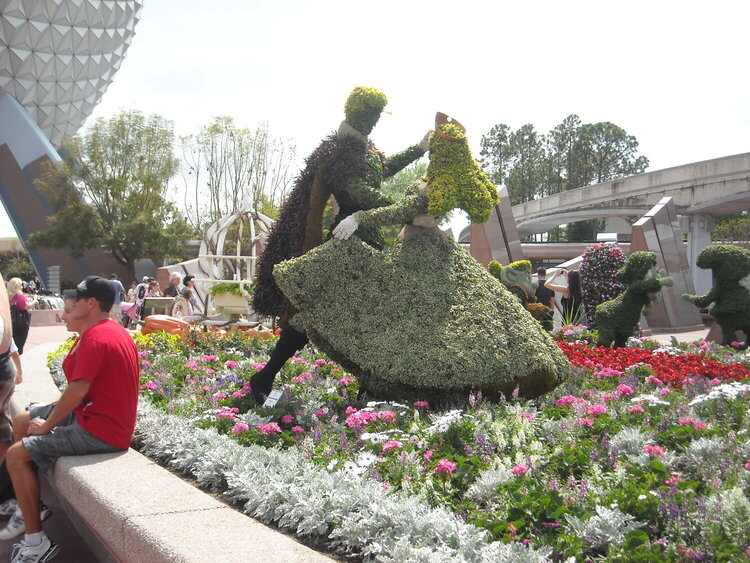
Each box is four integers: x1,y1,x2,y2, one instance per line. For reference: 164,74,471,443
0,275,139,563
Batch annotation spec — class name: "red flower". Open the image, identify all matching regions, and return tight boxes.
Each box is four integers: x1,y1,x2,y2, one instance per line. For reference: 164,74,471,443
557,342,750,387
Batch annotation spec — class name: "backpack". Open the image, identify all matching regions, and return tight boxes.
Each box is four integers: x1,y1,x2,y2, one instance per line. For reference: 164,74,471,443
137,284,147,301
10,302,30,327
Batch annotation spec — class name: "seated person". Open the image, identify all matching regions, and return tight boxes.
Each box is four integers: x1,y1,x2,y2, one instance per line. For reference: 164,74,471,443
171,288,195,318
0,275,139,563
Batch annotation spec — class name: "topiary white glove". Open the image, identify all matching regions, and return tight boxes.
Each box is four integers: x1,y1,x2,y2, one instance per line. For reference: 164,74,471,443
332,213,360,240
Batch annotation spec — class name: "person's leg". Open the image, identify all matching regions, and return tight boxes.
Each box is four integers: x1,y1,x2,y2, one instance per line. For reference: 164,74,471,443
5,442,40,533
250,323,308,403
12,322,30,355
12,411,32,442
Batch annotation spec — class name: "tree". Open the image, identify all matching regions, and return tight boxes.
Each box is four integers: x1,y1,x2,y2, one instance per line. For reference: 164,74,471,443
571,122,649,186
178,117,296,230
479,123,511,186
0,250,34,281
28,110,192,279
713,213,750,248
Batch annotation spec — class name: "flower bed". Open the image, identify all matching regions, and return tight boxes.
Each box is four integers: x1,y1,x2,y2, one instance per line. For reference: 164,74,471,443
49,330,750,561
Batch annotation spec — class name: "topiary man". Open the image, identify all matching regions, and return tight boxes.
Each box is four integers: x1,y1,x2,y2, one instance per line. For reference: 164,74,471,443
595,251,673,347
682,244,750,347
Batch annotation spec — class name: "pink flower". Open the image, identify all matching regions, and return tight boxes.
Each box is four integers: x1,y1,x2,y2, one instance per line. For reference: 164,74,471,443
314,358,327,366
338,377,355,386
617,384,634,396
224,360,238,368
519,412,535,422
231,423,249,433
708,378,722,386
577,417,595,427
730,340,741,348
646,375,664,387
678,417,706,430
413,401,429,409
201,354,218,362
744,460,750,471
382,440,402,453
141,359,152,367
256,423,282,435
379,411,396,424
587,404,607,416
643,444,666,457
345,411,379,429
252,362,267,371
659,388,671,397
281,414,294,424
213,392,227,399
434,459,457,475
423,450,434,461
556,395,584,407
314,408,327,419
345,406,358,415
511,464,529,477
231,391,245,398
629,405,645,413
665,476,682,485
291,426,304,434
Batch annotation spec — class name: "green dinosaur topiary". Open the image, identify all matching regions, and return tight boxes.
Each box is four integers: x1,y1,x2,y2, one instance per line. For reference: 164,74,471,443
682,244,750,346
595,251,673,347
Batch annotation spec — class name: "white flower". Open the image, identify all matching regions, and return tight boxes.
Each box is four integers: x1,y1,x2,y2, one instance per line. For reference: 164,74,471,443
357,453,377,467
631,394,670,406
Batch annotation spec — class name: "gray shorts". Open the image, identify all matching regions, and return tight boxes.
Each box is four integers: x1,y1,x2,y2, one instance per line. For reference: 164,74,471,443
22,403,123,470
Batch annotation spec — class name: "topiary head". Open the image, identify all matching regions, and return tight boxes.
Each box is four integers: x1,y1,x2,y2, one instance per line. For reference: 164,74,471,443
344,86,388,135
616,251,657,285
509,260,532,272
696,244,750,281
488,260,503,280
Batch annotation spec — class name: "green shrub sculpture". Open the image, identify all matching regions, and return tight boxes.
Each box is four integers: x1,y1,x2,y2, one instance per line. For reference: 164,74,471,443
595,251,673,347
274,120,569,406
682,244,750,346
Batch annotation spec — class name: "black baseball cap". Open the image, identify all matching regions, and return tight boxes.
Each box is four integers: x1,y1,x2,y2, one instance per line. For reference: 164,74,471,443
183,275,194,284
64,276,116,307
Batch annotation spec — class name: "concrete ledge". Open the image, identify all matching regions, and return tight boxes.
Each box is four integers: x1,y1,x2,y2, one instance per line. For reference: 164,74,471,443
30,309,65,327
12,343,333,563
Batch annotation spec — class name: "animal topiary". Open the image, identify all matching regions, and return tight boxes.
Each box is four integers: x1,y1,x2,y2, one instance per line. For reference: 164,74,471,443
595,251,673,347
579,242,626,328
488,259,552,330
682,244,750,346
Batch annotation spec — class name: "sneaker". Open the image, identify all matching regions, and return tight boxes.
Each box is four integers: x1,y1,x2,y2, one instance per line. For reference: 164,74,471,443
10,535,60,563
0,498,18,516
0,503,53,540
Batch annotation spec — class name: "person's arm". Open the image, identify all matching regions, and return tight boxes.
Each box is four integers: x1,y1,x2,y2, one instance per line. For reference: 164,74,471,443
544,270,570,295
27,379,91,434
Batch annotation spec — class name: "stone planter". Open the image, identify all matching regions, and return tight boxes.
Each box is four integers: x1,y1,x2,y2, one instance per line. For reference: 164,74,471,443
211,293,250,316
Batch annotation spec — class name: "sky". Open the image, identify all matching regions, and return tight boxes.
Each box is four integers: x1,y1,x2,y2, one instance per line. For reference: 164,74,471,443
4,0,750,237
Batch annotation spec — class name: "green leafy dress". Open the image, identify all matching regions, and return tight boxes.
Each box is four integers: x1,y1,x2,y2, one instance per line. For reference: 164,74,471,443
273,181,570,406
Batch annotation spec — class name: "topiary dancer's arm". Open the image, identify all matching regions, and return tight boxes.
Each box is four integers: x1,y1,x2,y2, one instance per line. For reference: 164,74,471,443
358,193,428,230
334,176,394,211
383,145,426,178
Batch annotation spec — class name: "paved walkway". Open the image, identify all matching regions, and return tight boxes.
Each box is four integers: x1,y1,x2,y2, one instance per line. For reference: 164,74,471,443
0,324,97,562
